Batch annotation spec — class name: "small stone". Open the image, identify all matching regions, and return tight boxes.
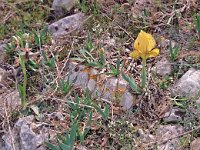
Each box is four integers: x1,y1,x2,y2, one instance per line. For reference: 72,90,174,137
48,13,85,37
152,57,172,76
190,138,200,150
163,108,184,122
172,68,200,98
0,44,5,62
137,129,145,138
120,91,136,110
52,0,77,17
196,97,200,105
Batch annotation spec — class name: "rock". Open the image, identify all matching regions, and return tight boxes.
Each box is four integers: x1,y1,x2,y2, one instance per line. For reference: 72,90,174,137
120,91,136,110
65,62,137,110
156,125,184,150
92,74,106,98
195,97,200,105
0,67,6,84
0,90,20,116
1,116,50,150
87,68,98,93
52,0,77,17
163,108,184,122
190,138,200,150
48,13,85,37
0,44,5,62
172,68,200,98
152,57,172,76
67,62,89,89
101,78,118,100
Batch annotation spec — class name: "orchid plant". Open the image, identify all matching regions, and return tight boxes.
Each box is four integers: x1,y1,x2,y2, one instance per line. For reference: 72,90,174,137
123,30,159,92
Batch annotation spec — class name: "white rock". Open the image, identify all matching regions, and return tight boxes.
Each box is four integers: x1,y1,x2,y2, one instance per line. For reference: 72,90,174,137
172,68,200,97
48,13,85,37
152,57,172,76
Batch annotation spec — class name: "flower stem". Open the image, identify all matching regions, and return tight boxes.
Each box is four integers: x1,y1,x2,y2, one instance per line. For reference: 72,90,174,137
141,58,146,89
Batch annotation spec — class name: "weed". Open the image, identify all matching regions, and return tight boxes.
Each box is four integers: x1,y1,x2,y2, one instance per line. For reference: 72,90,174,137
122,73,141,94
86,49,106,69
78,0,99,15
169,40,180,61
46,89,109,149
107,57,122,77
170,97,188,109
57,77,76,97
158,76,173,90
46,123,77,150
18,54,27,108
196,14,200,39
3,42,17,64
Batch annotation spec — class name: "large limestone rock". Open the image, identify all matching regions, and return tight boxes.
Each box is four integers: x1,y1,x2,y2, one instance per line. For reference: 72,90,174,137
172,68,200,98
1,116,50,150
66,62,136,110
48,13,85,37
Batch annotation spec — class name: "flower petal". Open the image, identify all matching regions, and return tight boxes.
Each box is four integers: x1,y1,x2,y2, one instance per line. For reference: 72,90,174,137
129,50,140,59
147,48,159,58
134,30,148,54
145,32,156,51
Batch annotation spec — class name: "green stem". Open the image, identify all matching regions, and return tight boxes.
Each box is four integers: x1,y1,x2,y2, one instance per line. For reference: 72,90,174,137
19,54,27,108
141,58,146,89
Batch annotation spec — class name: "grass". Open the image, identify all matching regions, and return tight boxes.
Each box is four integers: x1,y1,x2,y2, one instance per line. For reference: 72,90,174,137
1,1,200,149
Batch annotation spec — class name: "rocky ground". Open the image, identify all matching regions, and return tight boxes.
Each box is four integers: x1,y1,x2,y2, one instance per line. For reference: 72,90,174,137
0,0,200,150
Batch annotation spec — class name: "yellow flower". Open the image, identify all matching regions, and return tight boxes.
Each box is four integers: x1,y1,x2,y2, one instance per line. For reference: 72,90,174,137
129,30,159,60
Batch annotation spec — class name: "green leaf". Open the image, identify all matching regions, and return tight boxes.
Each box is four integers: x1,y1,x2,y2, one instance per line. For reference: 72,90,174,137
69,123,77,149
33,30,40,47
197,15,200,38
116,57,120,74
122,73,140,93
65,131,70,146
93,104,108,120
58,143,69,150
41,50,48,62
99,51,106,66
45,142,59,150
83,112,92,137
